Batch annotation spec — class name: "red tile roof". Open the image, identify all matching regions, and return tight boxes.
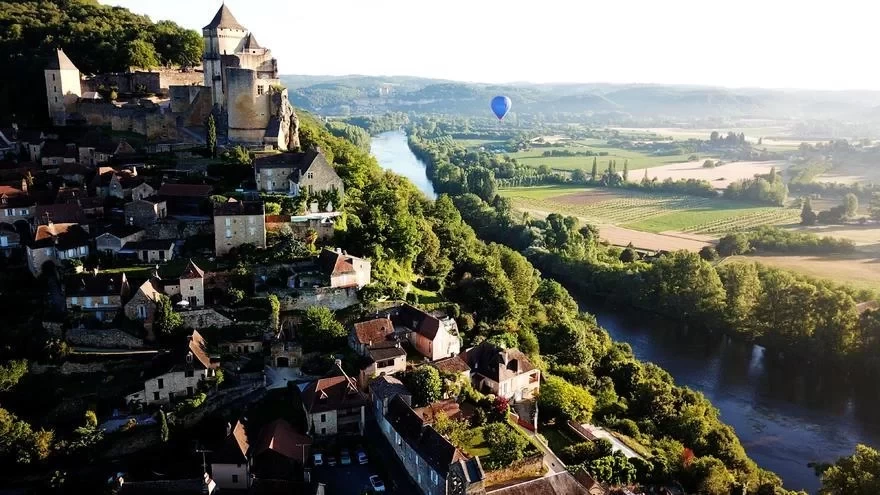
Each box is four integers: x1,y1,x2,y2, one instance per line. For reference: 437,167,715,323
301,364,367,414
253,419,312,463
353,317,394,346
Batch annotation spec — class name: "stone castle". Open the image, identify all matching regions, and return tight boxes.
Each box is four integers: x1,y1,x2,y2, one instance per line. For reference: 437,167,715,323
44,3,300,151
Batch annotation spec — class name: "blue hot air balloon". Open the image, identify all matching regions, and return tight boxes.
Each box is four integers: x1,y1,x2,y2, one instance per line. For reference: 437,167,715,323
490,96,512,120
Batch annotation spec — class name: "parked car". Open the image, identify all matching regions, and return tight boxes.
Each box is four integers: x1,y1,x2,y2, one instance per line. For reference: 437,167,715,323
369,475,385,492
312,452,323,467
326,454,337,467
340,448,351,465
356,448,368,465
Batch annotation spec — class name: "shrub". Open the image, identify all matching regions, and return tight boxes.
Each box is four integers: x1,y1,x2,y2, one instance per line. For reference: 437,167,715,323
702,160,716,169
471,408,487,427
699,246,719,261
614,418,641,438
717,234,749,257
483,422,528,468
226,289,245,306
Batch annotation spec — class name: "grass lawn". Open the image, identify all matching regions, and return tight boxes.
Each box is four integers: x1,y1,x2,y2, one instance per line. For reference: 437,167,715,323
540,423,579,453
410,286,444,305
500,186,800,235
462,426,491,458
507,144,698,172
101,256,220,279
454,138,506,149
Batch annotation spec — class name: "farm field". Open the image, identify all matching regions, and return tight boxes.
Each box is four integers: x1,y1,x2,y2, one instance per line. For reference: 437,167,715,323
500,186,800,235
722,254,880,291
637,160,788,190
455,138,505,149
506,143,696,171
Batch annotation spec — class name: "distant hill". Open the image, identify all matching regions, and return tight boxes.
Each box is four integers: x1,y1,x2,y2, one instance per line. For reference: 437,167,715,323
282,74,880,123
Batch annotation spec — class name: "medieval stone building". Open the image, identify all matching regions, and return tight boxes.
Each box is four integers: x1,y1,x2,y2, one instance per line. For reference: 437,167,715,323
43,4,300,150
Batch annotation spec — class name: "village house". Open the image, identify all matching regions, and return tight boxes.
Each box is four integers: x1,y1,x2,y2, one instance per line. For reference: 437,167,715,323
210,420,251,490
158,183,213,216
35,203,85,226
265,211,339,242
126,330,219,405
91,166,144,199
430,355,472,386
219,339,264,355
64,271,130,322
300,361,367,437
381,395,485,495
252,419,313,480
317,248,371,289
40,141,77,167
27,222,90,276
123,260,206,332
213,198,266,256
123,197,167,227
119,239,175,263
131,182,156,201
124,278,163,329
0,224,21,255
269,338,302,368
77,140,136,166
348,316,407,388
463,343,540,402
388,304,461,362
95,225,145,254
0,185,35,223
253,149,344,200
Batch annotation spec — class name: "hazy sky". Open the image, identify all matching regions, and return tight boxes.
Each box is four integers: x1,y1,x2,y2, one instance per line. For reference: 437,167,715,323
104,0,879,91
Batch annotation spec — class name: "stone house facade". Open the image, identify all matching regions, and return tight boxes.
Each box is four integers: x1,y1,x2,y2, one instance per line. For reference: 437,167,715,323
213,198,266,256
95,226,145,254
378,394,485,495
27,223,90,276
300,362,367,437
253,149,344,199
120,239,174,263
126,331,218,405
124,198,167,227
463,343,540,402
389,304,461,362
211,420,251,490
0,186,35,223
318,248,371,289
349,317,407,388
64,272,130,322
131,182,156,201
124,278,162,330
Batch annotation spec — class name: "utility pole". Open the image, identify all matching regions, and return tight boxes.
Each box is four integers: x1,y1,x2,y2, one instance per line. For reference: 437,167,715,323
195,446,212,475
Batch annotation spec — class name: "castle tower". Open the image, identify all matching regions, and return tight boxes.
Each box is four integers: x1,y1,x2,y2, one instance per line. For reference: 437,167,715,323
202,3,248,109
44,48,82,126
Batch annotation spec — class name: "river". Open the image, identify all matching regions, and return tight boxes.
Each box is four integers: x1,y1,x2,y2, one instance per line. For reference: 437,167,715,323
371,130,880,493
371,131,437,199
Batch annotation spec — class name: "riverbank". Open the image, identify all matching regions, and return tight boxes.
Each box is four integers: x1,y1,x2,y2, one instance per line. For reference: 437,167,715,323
371,129,880,494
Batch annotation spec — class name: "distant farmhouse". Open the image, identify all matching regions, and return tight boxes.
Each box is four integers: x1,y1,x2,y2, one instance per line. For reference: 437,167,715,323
44,4,301,150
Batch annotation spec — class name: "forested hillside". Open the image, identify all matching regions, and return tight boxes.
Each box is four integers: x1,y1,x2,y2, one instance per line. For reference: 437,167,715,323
0,0,201,123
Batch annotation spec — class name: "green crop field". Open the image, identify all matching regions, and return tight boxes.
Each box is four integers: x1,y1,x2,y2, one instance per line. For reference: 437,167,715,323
455,138,506,149
506,144,697,171
500,186,800,234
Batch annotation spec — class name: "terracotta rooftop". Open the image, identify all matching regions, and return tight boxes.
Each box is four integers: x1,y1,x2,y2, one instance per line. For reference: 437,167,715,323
385,395,471,477
431,355,471,375
213,420,250,465
301,363,367,414
464,342,536,384
253,419,312,463
33,223,89,249
213,197,264,216
35,203,84,225
353,317,394,346
180,259,205,279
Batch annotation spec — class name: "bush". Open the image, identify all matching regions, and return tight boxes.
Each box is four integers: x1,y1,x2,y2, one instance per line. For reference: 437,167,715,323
559,439,614,465
717,234,749,257
471,408,487,427
226,289,245,306
699,246,719,261
483,422,528,468
702,160,716,169
614,418,641,438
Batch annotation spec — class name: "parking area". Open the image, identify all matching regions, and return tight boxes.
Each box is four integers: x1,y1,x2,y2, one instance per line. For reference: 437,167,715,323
309,426,420,494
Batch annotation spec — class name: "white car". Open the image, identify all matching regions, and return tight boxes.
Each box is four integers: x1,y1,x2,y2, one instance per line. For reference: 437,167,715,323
369,475,385,492
312,452,323,466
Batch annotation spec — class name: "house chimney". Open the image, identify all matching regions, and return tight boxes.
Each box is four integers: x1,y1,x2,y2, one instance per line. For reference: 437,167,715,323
334,358,342,369
226,422,232,437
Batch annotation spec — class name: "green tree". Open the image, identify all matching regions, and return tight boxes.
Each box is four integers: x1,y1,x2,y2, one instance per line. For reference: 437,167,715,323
801,197,817,225
537,375,595,422
407,366,442,407
589,452,637,485
154,295,182,337
0,359,27,392
716,262,762,332
267,294,280,332
844,193,859,218
644,251,725,322
623,160,629,181
870,193,880,221
265,202,282,215
699,246,719,262
689,456,735,495
717,233,750,257
820,444,880,495
591,157,598,181
298,306,345,351
571,168,587,183
127,39,159,70
483,422,528,468
158,410,169,443
206,114,217,158
433,412,468,448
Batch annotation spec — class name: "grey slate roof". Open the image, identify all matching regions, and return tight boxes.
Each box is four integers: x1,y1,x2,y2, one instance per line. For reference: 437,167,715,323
241,32,262,50
47,48,78,71
204,4,246,31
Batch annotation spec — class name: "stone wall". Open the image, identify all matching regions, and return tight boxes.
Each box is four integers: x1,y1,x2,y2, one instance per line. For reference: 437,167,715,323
144,219,213,240
226,68,274,144
482,454,544,488
83,70,203,95
275,287,360,311
77,100,179,141
179,309,232,329
66,328,145,349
